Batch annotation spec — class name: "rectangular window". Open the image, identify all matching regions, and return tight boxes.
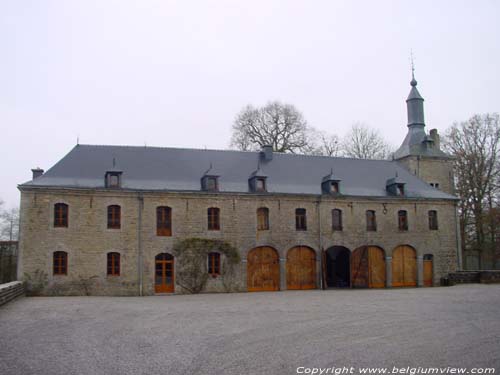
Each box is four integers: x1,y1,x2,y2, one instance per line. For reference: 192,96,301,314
428,210,438,230
207,207,220,230
53,251,67,275
398,210,408,231
157,206,172,236
107,205,121,229
208,252,220,276
257,207,269,230
332,209,343,231
107,252,120,276
295,208,307,231
366,210,377,231
54,203,68,228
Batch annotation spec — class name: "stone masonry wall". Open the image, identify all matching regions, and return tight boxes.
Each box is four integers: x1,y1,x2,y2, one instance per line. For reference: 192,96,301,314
18,188,459,295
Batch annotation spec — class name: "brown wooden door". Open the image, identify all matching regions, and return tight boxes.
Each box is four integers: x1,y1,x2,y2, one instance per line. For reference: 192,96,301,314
392,246,417,287
286,246,316,290
247,247,280,292
424,258,433,287
351,246,386,288
155,253,174,293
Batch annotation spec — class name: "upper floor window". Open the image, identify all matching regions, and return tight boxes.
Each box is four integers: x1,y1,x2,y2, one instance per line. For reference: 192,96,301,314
53,251,67,275
295,208,307,231
428,210,438,230
398,210,408,231
107,252,120,276
207,207,220,230
157,206,172,236
54,203,68,228
332,209,343,231
366,210,377,231
107,205,121,229
430,183,440,189
257,207,269,231
208,252,221,276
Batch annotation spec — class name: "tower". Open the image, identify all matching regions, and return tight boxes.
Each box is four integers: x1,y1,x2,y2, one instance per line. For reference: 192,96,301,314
393,73,455,195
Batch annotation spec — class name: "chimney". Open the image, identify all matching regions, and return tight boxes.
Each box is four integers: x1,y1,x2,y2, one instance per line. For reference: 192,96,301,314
429,129,440,150
31,168,44,179
261,145,273,161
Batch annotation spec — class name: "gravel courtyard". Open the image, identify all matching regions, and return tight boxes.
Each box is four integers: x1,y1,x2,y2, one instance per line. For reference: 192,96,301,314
1,284,499,375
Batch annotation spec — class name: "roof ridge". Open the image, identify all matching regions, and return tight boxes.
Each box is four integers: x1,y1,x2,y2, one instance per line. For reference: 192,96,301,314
76,144,394,163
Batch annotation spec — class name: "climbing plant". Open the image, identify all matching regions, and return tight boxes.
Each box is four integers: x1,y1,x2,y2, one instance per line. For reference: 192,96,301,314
172,238,240,294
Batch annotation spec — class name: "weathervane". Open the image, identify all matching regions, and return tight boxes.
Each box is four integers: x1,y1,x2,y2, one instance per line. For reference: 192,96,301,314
410,50,415,79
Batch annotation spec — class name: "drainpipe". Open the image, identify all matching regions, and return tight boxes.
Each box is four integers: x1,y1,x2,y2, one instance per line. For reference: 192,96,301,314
316,198,323,290
137,193,144,296
454,201,462,271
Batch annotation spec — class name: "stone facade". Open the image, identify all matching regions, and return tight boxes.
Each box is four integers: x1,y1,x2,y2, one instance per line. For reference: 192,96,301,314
18,186,459,295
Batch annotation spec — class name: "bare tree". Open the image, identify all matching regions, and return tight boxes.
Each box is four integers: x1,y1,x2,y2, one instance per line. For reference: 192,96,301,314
230,101,310,153
341,123,392,159
306,128,342,157
443,113,500,268
0,203,19,241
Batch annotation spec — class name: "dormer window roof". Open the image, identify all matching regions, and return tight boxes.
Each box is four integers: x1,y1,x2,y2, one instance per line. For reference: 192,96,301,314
249,168,267,193
201,163,220,192
321,169,341,195
386,174,406,196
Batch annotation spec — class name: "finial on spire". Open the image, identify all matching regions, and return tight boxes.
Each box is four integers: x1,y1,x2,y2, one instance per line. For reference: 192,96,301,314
410,50,417,87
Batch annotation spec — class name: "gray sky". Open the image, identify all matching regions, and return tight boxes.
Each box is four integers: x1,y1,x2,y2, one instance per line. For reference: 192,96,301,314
1,0,499,208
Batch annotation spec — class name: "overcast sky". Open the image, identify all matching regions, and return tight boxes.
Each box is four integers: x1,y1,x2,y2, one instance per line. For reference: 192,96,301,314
1,0,499,208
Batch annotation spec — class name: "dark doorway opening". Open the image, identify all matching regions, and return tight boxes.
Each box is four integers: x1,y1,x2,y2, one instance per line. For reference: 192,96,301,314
326,246,351,288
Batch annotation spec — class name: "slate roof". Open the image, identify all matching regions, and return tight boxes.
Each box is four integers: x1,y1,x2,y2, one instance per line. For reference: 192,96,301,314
20,144,457,200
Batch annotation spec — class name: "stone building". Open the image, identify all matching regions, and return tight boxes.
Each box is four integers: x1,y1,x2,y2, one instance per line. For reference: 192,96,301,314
18,77,461,295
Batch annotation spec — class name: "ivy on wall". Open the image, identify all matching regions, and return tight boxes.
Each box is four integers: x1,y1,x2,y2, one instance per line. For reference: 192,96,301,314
172,238,240,294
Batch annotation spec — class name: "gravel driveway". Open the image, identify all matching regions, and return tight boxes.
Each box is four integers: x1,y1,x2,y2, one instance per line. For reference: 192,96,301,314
1,284,499,375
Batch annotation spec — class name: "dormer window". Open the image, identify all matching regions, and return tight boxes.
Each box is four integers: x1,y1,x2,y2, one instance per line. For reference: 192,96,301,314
321,169,341,195
105,172,122,188
256,178,266,192
330,181,339,193
248,169,267,193
201,175,219,191
386,174,405,197
397,184,405,196
206,176,218,191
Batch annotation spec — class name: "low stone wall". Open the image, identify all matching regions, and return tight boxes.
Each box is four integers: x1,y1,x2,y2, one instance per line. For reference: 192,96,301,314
479,271,500,284
448,271,480,284
0,281,25,306
448,271,500,285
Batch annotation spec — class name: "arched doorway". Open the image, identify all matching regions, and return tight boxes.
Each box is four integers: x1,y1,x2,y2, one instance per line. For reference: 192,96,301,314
155,253,174,293
325,246,350,288
351,246,386,288
286,246,316,290
423,254,434,287
392,245,417,287
247,246,280,292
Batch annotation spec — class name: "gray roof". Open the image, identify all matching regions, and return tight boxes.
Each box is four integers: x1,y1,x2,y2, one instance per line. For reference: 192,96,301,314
20,144,456,200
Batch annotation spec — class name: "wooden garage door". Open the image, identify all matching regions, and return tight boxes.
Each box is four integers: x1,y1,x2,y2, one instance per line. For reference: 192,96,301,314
287,246,316,290
247,246,280,292
392,246,417,287
424,256,433,287
351,246,386,288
